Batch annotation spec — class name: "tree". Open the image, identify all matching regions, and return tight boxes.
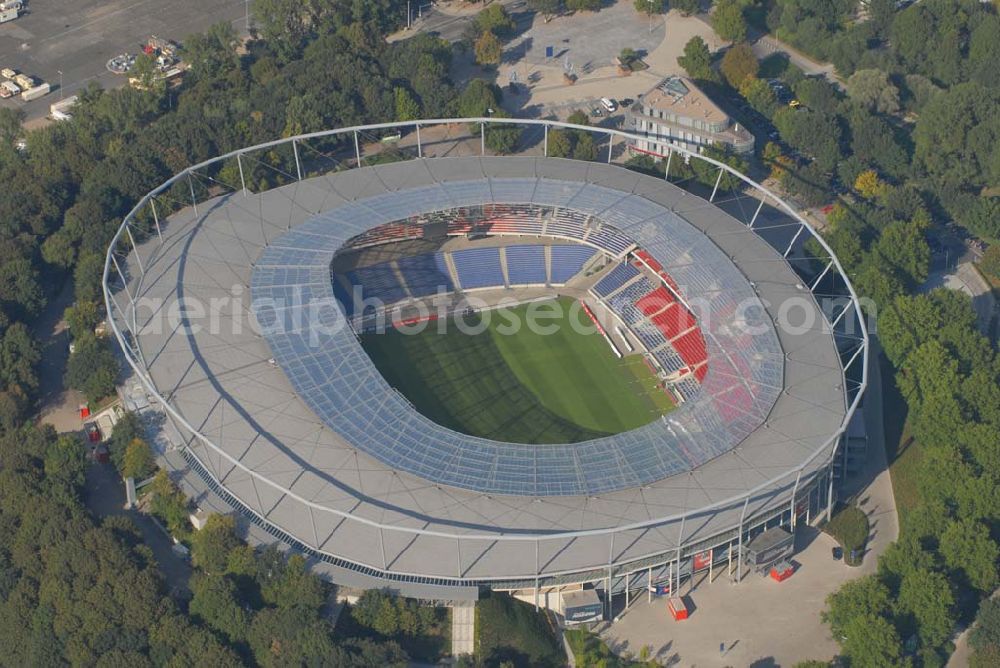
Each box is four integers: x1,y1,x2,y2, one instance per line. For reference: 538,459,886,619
671,0,699,16
546,129,572,158
712,0,747,42
823,575,892,641
678,36,713,81
394,87,420,122
122,438,156,479
740,77,777,117
474,5,516,37
474,31,503,67
456,79,501,119
182,21,240,78
189,573,250,643
840,614,903,668
940,520,999,592
970,598,1000,652
914,83,1000,190
64,335,118,404
634,0,665,15
528,0,562,15
260,554,326,612
979,245,1000,279
897,569,955,649
854,169,888,200
720,42,758,88
848,69,900,114
190,514,242,574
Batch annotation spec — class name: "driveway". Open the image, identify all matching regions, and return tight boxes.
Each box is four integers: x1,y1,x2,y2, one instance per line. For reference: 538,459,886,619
33,280,86,433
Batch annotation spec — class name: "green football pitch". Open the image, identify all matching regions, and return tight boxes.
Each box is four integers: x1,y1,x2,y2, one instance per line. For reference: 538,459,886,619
360,297,674,444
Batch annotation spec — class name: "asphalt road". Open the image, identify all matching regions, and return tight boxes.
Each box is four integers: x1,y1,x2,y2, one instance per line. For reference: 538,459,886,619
0,0,248,123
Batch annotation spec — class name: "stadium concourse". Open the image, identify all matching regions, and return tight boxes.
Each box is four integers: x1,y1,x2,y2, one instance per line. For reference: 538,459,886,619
109,148,857,608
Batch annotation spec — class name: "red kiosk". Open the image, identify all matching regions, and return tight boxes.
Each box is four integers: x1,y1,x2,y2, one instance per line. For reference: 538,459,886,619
668,597,688,621
770,559,795,582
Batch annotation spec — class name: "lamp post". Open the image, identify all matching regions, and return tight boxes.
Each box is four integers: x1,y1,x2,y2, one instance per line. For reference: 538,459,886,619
57,70,63,100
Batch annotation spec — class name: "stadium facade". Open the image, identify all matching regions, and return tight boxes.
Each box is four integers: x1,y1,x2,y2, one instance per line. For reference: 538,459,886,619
104,119,867,611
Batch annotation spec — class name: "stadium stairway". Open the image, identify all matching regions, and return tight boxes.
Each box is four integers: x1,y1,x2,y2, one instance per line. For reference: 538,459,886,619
443,252,462,291
498,247,511,288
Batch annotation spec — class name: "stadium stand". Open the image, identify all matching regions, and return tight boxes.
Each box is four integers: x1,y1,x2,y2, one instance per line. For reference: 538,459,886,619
397,253,454,297
593,262,641,297
504,245,547,285
346,263,407,304
451,247,505,289
550,245,597,284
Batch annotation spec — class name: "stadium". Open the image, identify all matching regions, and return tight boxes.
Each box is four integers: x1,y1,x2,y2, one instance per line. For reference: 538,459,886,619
104,119,867,612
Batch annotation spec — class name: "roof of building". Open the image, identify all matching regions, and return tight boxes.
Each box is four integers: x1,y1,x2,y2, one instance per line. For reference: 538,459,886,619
639,76,730,126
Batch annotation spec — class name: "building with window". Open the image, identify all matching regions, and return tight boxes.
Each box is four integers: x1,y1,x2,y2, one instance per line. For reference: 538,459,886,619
627,76,755,156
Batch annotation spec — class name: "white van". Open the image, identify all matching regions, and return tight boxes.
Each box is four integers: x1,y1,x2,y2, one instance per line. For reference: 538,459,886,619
600,97,618,113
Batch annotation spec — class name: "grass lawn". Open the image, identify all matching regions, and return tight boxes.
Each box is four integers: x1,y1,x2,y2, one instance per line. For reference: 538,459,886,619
361,297,672,443
880,353,922,531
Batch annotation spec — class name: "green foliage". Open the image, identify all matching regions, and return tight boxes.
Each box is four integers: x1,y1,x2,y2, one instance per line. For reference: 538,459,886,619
970,598,1000,653
351,589,437,638
677,36,713,81
940,520,999,592
848,69,900,114
566,628,652,667
394,87,420,122
565,0,601,11
64,334,118,404
190,514,243,574
0,425,242,665
713,0,748,42
720,42,758,88
824,505,869,564
671,0,699,16
121,438,156,479
476,593,563,667
457,79,503,119
148,470,191,538
897,568,955,650
979,245,1000,279
528,0,563,14
634,0,665,16
474,5,516,37
64,301,103,341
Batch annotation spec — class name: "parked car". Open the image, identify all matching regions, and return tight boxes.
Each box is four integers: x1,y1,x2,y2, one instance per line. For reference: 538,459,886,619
600,97,618,113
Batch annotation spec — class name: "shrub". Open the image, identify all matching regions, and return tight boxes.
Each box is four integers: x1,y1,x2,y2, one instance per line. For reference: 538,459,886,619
825,505,870,565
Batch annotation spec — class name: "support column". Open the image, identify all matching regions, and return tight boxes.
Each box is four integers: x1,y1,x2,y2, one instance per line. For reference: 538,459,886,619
811,260,834,291
709,549,714,584
749,197,765,228
790,470,803,530
125,225,144,278
784,223,805,258
292,140,302,181
647,566,652,603
606,567,612,620
354,130,361,167
237,153,248,196
111,253,134,304
709,167,724,202
664,149,672,181
480,122,486,155
187,171,198,216
827,464,835,522
416,123,423,158
150,198,162,241
543,124,548,157
607,135,613,163
736,497,750,583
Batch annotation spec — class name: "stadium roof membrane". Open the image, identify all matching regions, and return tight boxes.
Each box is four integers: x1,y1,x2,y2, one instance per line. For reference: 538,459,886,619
251,180,784,496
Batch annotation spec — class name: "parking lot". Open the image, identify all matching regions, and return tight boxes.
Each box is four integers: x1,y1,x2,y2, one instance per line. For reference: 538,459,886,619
0,0,247,123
